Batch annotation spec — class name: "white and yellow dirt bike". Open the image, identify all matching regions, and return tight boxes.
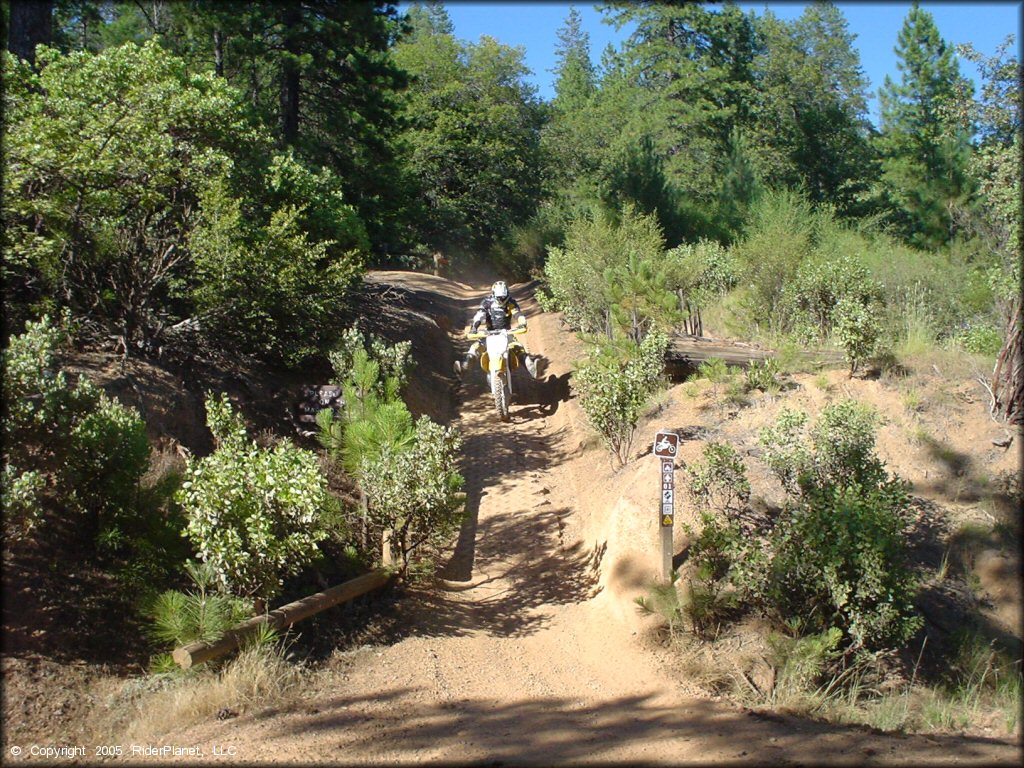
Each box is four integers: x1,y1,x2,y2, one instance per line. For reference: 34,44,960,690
466,326,528,422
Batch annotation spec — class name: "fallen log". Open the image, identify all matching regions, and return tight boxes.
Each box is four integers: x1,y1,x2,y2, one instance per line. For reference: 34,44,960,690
173,568,394,669
665,334,773,378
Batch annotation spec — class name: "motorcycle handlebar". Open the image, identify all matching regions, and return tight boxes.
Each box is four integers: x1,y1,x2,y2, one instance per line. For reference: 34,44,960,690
466,326,527,340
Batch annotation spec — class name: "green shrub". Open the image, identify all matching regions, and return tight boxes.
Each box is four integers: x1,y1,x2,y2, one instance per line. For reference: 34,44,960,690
2,42,265,351
1,314,150,543
0,466,46,540
682,441,769,613
574,330,668,466
760,400,884,496
360,417,465,574
697,356,730,408
759,407,811,496
191,191,364,368
178,394,333,602
685,442,751,517
634,570,686,638
144,561,252,648
766,479,921,649
833,296,882,374
952,323,1003,355
764,627,844,708
810,400,884,489
731,188,816,330
687,511,745,583
66,382,151,533
317,328,461,574
758,400,920,650
783,256,880,341
542,206,670,336
745,358,783,393
662,239,739,334
327,327,413,416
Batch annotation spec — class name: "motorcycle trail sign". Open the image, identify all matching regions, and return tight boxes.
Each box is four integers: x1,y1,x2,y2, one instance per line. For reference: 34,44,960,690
654,430,678,579
654,430,679,458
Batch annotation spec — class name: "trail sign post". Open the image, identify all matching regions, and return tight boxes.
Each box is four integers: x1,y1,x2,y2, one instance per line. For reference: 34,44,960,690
654,430,678,580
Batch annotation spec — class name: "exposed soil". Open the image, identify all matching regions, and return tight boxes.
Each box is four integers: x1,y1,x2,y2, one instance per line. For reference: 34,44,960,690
3,270,1021,765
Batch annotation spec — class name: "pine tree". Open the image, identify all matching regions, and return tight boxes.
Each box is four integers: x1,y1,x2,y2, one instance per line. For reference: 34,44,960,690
552,6,596,113
876,4,973,247
603,1,760,199
752,4,875,216
717,125,762,238
405,1,453,39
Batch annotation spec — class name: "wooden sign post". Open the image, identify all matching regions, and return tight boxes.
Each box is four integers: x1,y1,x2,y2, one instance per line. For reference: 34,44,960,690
654,430,679,581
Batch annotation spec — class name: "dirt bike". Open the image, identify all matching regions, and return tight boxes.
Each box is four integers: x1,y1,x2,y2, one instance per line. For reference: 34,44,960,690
466,326,528,422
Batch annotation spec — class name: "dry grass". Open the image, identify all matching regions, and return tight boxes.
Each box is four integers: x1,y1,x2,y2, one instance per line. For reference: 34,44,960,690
893,339,994,383
88,641,309,746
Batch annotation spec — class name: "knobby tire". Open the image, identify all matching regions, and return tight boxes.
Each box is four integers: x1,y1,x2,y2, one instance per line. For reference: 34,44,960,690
492,371,509,422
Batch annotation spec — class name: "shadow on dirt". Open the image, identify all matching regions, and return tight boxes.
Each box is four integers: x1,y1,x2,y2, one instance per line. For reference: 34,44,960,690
414,511,602,639
904,495,1023,679
912,433,999,504
271,688,1019,764
330,506,602,647
511,370,573,421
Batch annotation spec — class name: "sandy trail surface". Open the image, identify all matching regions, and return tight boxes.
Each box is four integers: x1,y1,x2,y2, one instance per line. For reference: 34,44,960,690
149,273,1020,765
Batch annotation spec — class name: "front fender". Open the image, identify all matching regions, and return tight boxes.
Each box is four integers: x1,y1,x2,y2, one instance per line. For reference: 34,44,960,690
485,352,506,374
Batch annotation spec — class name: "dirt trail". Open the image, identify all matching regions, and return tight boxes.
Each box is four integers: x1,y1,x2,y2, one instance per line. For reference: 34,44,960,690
152,273,1019,765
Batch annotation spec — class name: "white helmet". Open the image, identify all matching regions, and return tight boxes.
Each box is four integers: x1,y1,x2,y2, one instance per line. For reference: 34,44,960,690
491,281,509,303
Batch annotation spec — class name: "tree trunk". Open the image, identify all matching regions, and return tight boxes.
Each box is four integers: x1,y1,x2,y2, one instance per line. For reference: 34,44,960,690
992,296,1022,424
213,28,224,77
7,0,53,67
279,4,301,146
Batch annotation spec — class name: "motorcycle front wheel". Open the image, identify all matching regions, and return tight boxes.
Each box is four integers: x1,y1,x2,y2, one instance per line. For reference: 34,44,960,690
491,370,510,422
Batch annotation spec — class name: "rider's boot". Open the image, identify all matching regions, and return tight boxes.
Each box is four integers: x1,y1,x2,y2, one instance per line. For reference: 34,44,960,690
455,348,478,379
525,355,538,379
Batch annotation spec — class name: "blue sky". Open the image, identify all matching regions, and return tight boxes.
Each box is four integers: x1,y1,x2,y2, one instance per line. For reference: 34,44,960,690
405,1,1021,128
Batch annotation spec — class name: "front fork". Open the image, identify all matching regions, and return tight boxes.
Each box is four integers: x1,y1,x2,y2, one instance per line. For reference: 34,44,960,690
487,354,512,397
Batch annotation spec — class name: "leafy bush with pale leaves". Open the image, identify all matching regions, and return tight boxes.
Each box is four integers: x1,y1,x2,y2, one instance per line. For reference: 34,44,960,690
758,408,812,496
542,206,668,335
783,256,880,341
360,417,465,574
574,329,668,466
1,315,149,541
685,442,751,516
833,296,882,374
179,394,332,602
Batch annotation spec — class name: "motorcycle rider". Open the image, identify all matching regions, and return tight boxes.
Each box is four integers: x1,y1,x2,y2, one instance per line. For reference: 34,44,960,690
454,281,539,379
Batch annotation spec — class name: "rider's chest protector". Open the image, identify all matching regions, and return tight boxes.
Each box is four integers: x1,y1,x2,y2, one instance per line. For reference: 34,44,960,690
483,298,512,330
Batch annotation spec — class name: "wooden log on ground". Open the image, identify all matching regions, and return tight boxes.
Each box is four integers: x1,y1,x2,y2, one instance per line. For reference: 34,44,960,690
665,334,849,378
173,569,394,670
665,334,773,378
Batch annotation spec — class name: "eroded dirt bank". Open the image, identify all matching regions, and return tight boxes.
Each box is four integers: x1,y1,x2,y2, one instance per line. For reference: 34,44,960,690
122,272,1021,766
